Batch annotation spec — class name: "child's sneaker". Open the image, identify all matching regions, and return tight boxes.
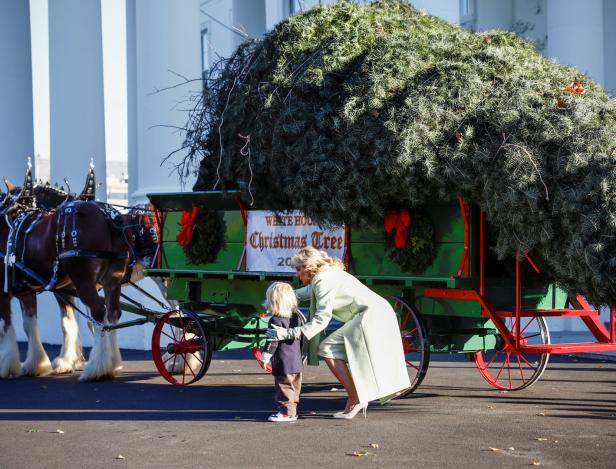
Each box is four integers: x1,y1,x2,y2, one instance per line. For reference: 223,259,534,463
267,412,298,422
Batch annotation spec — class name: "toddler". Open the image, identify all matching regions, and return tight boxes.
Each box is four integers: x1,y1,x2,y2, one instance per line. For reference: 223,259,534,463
261,282,303,422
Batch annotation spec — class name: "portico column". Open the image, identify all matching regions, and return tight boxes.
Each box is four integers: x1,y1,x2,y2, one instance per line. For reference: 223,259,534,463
475,0,513,31
128,0,201,205
48,0,107,198
547,0,604,85
0,0,34,183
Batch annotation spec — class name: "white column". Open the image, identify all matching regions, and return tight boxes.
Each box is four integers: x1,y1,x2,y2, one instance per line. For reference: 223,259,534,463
48,0,107,198
0,0,34,183
127,0,137,204
129,0,201,205
409,0,460,25
476,0,513,31
547,0,604,85
265,0,285,31
604,0,616,95
233,0,266,47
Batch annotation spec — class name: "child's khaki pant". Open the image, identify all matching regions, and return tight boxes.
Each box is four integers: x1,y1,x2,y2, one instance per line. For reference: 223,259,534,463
274,373,302,417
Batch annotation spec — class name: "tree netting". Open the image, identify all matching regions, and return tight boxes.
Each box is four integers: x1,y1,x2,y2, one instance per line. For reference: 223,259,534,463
181,0,616,305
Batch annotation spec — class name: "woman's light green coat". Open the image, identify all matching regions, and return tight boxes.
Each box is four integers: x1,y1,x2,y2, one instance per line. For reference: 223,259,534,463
296,268,411,403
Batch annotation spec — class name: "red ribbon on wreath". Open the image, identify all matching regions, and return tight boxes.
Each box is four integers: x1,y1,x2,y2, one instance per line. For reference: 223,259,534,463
565,81,585,95
177,207,200,246
384,208,411,249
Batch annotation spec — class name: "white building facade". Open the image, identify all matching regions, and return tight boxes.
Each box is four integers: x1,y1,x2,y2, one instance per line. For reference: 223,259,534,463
1,0,614,349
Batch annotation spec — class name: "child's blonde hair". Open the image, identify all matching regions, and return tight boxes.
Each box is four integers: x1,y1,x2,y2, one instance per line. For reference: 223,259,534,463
265,282,297,318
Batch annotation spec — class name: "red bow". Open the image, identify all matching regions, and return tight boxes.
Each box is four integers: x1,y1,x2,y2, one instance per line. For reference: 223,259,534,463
384,209,411,249
177,207,199,246
565,81,585,95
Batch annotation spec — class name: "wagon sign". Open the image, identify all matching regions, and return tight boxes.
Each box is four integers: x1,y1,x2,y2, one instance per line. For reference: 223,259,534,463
246,210,346,272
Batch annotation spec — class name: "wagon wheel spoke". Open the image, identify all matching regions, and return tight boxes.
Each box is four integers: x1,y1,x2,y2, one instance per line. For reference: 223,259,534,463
183,352,197,378
520,318,535,335
519,353,538,370
160,329,175,342
515,354,527,384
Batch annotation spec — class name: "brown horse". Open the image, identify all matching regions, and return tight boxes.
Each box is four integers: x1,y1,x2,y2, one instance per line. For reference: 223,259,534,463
0,177,88,377
0,198,158,381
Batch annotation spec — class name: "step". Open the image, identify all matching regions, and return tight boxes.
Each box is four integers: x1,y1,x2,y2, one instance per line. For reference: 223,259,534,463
520,342,616,354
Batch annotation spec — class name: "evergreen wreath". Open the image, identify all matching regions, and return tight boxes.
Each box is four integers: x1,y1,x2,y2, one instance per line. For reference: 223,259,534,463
385,211,435,274
182,208,226,265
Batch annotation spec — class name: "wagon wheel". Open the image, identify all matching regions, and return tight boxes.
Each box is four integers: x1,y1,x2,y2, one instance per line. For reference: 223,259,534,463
252,309,308,373
474,316,550,391
390,297,430,397
152,309,212,385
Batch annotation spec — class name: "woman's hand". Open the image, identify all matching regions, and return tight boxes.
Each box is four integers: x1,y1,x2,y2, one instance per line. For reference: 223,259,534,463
266,325,302,341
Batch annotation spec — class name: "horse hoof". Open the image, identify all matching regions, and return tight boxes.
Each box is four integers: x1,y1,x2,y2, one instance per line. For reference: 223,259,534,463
52,357,76,374
78,366,117,382
21,359,52,377
0,361,22,378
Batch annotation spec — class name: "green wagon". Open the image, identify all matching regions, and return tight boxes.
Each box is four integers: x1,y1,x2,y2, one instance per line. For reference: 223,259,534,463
120,190,614,392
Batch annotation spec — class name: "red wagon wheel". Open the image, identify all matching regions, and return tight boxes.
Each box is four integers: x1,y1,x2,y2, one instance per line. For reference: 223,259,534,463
390,297,430,397
474,316,550,391
152,309,212,385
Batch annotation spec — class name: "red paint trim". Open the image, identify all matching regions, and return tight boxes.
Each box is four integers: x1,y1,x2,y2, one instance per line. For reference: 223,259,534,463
524,253,541,273
236,197,248,271
571,294,610,342
611,306,615,343
520,342,616,354
150,202,163,269
343,225,351,271
479,209,485,296
456,196,470,278
515,251,521,350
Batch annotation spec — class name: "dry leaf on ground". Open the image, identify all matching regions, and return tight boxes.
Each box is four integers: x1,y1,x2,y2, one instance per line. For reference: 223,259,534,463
346,451,373,457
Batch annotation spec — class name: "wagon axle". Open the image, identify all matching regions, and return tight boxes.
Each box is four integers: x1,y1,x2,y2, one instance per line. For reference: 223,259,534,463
166,338,203,355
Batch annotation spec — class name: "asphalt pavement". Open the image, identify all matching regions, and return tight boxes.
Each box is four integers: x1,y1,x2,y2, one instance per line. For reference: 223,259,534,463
0,344,615,469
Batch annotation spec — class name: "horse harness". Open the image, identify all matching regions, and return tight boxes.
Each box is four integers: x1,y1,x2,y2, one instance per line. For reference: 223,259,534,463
2,201,131,294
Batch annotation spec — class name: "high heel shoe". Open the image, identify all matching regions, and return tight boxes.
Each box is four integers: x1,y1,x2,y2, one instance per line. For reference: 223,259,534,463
332,402,367,420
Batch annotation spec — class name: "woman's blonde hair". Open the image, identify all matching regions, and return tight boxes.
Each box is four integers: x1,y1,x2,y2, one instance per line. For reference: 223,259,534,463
291,246,345,280
265,282,297,318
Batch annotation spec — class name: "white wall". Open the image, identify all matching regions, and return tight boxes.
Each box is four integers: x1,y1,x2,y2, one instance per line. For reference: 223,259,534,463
0,0,34,182
546,0,604,84
604,0,616,95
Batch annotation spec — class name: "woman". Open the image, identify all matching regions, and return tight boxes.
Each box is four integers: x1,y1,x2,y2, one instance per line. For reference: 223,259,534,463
266,246,410,419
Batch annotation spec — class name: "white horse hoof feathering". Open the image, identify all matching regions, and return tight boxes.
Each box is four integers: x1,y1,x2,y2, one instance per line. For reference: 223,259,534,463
79,323,116,381
20,314,52,376
0,320,22,378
